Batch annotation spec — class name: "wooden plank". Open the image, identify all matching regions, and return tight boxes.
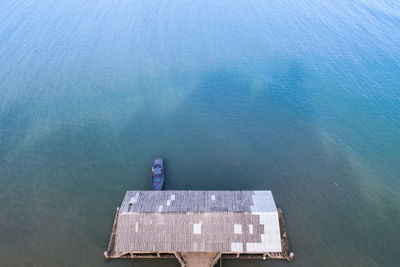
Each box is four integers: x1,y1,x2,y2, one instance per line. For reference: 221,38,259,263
104,207,120,259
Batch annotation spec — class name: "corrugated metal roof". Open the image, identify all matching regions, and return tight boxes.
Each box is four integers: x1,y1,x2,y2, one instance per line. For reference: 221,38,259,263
120,190,277,213
112,190,282,255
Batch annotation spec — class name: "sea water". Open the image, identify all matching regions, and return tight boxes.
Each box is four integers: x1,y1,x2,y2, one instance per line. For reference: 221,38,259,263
0,0,399,266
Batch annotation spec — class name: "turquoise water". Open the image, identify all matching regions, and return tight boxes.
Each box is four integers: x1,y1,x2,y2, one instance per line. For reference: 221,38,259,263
1,0,400,266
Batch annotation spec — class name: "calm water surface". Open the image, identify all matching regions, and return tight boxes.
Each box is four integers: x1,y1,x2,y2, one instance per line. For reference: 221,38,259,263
1,0,400,266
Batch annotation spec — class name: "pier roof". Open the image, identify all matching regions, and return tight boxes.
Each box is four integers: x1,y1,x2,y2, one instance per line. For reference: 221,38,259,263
106,190,283,258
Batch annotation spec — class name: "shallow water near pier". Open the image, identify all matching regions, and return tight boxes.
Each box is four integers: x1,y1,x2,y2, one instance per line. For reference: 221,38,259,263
1,0,400,266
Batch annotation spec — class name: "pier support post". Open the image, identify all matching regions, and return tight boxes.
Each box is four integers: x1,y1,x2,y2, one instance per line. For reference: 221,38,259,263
174,252,186,267
210,252,222,266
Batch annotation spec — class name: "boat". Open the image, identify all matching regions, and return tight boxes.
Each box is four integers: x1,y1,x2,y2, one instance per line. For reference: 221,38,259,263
152,158,164,190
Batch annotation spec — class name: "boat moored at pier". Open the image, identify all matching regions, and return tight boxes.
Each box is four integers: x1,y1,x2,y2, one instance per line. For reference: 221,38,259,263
151,158,164,190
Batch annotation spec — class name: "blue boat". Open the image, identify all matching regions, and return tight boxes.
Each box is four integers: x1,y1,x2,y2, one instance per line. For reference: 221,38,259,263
152,158,164,190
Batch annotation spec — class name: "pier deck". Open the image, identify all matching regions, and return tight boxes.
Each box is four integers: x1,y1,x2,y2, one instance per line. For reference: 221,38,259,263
105,190,294,266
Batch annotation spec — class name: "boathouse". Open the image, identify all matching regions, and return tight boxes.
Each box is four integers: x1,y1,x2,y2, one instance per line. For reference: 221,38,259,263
105,190,293,266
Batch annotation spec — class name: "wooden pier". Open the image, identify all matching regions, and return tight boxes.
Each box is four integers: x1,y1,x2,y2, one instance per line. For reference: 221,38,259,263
105,191,294,266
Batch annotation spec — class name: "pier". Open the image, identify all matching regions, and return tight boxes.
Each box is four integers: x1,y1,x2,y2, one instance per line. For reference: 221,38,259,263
104,190,294,266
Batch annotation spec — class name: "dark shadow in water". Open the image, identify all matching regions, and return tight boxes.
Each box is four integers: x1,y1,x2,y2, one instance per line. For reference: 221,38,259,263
267,61,314,118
